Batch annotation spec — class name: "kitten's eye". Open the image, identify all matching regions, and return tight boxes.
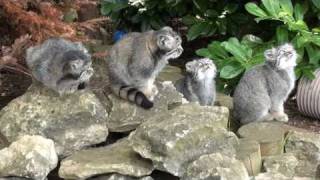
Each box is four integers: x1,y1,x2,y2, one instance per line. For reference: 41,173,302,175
284,52,292,56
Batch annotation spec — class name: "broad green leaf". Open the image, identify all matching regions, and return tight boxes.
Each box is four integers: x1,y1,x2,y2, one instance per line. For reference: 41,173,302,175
250,53,265,66
101,2,114,15
245,3,268,18
182,15,198,25
279,0,293,15
276,26,289,44
241,34,263,48
205,10,218,18
220,62,245,79
295,35,309,48
294,3,305,21
200,23,214,36
196,48,211,58
150,20,162,29
217,19,227,35
207,25,217,37
306,44,320,65
187,22,207,41
262,0,280,17
295,67,302,79
302,69,316,79
192,0,208,12
289,20,308,31
111,2,129,12
208,41,229,60
312,28,320,33
312,0,320,9
310,35,320,47
221,38,248,62
225,3,238,13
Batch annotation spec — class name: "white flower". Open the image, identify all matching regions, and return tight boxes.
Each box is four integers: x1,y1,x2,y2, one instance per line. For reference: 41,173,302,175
128,0,145,7
138,7,147,12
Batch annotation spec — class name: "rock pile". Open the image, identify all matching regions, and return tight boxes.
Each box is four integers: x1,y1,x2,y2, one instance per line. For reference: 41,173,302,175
0,64,319,180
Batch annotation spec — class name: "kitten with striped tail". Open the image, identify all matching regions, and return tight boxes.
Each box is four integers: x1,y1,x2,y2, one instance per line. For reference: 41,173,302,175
175,58,217,106
107,26,183,109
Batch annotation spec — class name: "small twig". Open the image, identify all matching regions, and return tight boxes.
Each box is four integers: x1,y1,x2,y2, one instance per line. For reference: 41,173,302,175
2,65,32,77
79,17,110,25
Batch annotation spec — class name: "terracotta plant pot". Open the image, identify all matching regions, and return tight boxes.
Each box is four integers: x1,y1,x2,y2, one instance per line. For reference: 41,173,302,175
297,69,320,119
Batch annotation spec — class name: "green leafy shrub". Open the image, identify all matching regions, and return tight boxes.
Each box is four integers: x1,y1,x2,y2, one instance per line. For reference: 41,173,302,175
181,1,250,41
100,0,251,40
245,0,320,79
196,35,271,93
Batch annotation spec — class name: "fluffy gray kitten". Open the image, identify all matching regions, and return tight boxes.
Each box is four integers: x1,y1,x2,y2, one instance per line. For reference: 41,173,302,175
26,38,94,95
107,26,183,109
175,58,217,106
233,43,297,124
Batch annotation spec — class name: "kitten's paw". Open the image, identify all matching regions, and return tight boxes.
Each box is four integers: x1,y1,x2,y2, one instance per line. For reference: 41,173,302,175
275,113,289,122
58,85,78,95
260,113,274,122
152,85,159,96
80,68,94,81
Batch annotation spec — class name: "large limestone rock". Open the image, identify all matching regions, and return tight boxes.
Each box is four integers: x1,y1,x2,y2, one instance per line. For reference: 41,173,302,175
0,178,31,180
59,139,153,179
0,133,8,150
157,65,184,83
238,122,286,156
263,153,299,178
129,104,237,177
0,83,108,156
254,172,291,180
236,139,261,176
182,153,249,180
0,135,58,180
215,93,233,110
106,81,184,132
285,131,320,178
89,174,153,180
285,131,320,156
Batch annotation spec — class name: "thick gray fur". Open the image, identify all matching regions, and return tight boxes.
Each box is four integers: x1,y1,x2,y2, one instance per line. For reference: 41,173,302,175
26,38,93,95
175,58,217,106
107,26,183,109
233,43,297,124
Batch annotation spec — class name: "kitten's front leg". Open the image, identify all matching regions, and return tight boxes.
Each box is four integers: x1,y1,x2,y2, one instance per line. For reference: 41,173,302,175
80,67,94,82
57,79,80,95
271,101,288,122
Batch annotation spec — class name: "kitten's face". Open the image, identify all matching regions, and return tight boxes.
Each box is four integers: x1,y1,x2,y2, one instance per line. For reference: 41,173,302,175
62,50,92,75
265,43,297,70
156,26,183,59
186,58,217,80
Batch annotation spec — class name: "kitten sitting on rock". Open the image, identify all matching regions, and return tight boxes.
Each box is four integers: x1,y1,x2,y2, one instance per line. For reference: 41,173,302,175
175,58,217,106
233,43,297,124
26,38,94,95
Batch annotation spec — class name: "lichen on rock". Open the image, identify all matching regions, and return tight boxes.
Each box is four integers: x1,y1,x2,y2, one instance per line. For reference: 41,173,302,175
0,83,109,157
0,135,58,180
129,103,236,177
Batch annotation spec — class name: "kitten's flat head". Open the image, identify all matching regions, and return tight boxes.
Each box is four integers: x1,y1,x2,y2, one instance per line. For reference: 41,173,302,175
156,26,183,58
265,43,297,70
62,50,92,75
186,58,217,80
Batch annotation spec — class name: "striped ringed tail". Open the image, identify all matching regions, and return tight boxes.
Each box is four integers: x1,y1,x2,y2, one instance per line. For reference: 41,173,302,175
118,85,153,109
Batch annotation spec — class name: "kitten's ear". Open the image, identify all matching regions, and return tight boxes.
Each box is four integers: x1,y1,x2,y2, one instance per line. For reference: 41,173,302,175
157,34,168,47
69,59,83,71
264,48,275,61
185,61,195,72
161,26,173,31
